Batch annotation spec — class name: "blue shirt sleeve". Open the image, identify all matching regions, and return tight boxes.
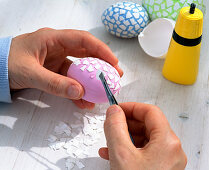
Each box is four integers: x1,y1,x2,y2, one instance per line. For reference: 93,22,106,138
0,36,12,103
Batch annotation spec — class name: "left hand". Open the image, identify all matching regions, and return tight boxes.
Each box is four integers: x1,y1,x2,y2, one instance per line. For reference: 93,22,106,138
8,28,123,109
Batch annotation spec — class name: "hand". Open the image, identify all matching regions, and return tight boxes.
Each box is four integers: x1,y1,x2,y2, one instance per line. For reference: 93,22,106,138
8,28,123,109
99,103,187,170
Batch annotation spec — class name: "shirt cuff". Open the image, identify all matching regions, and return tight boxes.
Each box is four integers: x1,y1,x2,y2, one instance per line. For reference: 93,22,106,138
0,36,12,103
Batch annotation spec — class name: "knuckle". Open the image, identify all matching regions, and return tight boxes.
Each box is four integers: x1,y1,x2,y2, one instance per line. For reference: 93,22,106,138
168,138,182,152
168,138,188,168
33,27,54,41
149,105,161,112
80,30,93,39
37,27,53,33
82,30,91,36
147,105,165,119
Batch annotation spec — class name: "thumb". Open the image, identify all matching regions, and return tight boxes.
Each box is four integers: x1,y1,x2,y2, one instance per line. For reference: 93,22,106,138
34,66,84,99
104,105,133,149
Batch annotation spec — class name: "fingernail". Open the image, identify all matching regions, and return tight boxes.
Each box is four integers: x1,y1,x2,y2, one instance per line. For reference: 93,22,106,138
115,65,123,77
106,105,120,117
68,85,81,99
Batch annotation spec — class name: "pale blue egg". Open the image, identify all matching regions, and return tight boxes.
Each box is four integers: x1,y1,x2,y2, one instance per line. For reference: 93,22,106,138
101,1,150,38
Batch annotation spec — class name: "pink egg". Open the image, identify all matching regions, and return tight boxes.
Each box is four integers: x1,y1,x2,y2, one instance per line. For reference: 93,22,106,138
67,57,121,103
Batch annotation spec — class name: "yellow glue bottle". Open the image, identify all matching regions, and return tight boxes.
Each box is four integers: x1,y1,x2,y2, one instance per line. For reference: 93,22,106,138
162,3,203,85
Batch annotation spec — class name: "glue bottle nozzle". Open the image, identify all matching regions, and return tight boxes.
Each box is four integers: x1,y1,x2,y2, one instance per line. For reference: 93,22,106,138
190,3,196,14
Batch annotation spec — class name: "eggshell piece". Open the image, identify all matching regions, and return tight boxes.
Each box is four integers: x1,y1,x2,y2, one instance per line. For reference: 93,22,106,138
138,18,175,59
67,57,121,104
101,1,150,38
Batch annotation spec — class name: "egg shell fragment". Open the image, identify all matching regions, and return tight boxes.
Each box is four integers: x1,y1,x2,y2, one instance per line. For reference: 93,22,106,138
67,57,121,104
102,1,150,38
138,18,176,59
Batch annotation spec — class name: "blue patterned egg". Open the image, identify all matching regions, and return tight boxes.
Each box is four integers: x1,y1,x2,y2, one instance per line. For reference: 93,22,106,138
101,1,150,38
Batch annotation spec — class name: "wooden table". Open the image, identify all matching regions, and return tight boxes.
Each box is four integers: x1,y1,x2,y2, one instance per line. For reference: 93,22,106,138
0,0,208,169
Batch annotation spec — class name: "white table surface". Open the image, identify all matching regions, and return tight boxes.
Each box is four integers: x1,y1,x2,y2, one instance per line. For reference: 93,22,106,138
0,0,208,170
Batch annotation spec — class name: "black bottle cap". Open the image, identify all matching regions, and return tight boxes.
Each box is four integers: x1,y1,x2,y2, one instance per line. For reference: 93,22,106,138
190,3,196,14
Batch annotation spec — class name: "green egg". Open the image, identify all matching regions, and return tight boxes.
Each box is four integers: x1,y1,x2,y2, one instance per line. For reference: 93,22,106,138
143,0,205,21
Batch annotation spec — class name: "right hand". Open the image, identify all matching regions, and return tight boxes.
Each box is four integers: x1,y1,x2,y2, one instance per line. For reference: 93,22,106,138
99,103,187,170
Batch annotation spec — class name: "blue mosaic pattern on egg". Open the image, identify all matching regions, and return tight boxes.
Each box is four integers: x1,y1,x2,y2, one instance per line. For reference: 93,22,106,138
101,1,150,38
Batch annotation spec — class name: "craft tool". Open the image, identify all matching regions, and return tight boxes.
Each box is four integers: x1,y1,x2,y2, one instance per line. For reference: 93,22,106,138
98,71,135,144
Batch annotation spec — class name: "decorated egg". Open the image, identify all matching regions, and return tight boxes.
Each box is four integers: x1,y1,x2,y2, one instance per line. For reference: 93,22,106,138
67,57,121,104
143,0,205,21
101,1,150,38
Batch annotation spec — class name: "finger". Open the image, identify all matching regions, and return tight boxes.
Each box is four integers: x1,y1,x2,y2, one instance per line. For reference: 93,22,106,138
59,59,97,110
59,58,72,76
58,30,118,65
34,64,84,99
72,99,95,109
98,147,109,160
72,100,85,109
81,100,95,109
114,64,123,77
119,102,170,137
104,105,134,150
34,28,123,76
64,48,90,58
57,30,123,76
